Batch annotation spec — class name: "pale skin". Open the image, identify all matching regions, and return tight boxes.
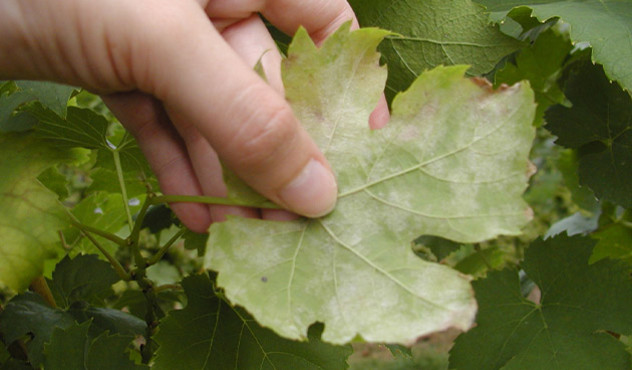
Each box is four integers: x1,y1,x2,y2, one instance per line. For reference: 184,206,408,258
0,0,389,232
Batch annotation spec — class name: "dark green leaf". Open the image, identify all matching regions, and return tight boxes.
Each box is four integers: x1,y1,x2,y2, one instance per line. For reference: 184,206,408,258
414,235,462,262
183,229,209,256
0,81,74,132
47,255,120,308
67,305,146,338
28,105,151,174
350,0,521,100
0,293,75,367
140,205,175,234
153,274,352,370
546,62,632,208
450,235,632,369
113,289,183,320
43,321,145,370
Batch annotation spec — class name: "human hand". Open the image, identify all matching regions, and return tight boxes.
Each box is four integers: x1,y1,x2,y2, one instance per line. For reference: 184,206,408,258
0,0,389,232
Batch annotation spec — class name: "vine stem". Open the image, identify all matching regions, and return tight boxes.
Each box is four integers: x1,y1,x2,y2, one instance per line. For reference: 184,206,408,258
147,228,186,266
29,276,57,308
150,194,281,209
112,149,134,232
69,219,127,246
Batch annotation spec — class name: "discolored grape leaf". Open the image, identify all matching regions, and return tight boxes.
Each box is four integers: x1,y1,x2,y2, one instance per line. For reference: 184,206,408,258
207,26,535,344
0,132,84,291
477,0,632,93
0,81,75,132
153,274,352,370
43,321,146,370
495,26,572,126
350,0,521,100
47,254,120,308
546,62,632,208
450,235,632,369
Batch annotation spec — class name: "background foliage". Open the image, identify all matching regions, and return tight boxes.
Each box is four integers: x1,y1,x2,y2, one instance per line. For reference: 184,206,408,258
2,0,632,369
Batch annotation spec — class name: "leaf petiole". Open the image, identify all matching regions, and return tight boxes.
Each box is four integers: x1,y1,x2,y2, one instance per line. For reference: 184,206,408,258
147,228,186,266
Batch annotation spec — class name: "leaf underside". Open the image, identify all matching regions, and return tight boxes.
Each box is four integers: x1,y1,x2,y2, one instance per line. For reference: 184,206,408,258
207,25,536,344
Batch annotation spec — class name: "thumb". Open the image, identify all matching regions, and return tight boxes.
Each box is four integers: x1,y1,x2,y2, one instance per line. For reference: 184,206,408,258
139,3,338,217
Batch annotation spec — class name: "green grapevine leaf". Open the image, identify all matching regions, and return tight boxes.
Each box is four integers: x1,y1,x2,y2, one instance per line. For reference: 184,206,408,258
28,105,151,174
477,0,632,93
555,149,599,212
0,293,76,367
37,166,70,200
590,225,632,264
44,321,146,370
153,274,352,370
0,81,75,132
87,167,156,198
0,133,84,291
47,254,120,308
350,0,521,100
66,306,146,339
207,26,535,344
183,229,209,256
64,193,144,257
546,62,632,208
450,235,632,369
495,26,572,126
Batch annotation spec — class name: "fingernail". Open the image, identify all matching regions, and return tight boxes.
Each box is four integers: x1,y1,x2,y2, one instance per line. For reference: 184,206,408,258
278,159,338,217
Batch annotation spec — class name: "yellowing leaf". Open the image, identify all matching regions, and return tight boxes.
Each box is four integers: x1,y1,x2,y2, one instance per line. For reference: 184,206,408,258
206,25,535,344
0,133,83,291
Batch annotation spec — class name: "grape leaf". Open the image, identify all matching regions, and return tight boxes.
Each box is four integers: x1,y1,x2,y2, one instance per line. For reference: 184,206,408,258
350,0,521,100
207,26,535,344
589,224,632,264
0,132,84,291
44,321,146,370
450,235,632,369
47,254,120,308
0,81,75,132
0,292,76,367
476,0,632,93
546,62,632,208
63,193,144,257
495,26,572,126
28,105,151,174
153,274,352,370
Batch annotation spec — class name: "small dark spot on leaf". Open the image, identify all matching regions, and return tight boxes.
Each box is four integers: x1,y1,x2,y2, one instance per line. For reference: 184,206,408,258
261,276,268,282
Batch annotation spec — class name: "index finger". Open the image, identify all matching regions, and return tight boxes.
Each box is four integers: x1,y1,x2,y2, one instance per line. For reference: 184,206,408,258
262,0,359,44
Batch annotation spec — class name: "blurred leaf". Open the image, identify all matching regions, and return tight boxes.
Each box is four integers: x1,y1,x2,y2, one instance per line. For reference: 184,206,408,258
545,211,599,239
37,166,70,200
555,149,599,212
0,133,83,291
182,229,208,256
